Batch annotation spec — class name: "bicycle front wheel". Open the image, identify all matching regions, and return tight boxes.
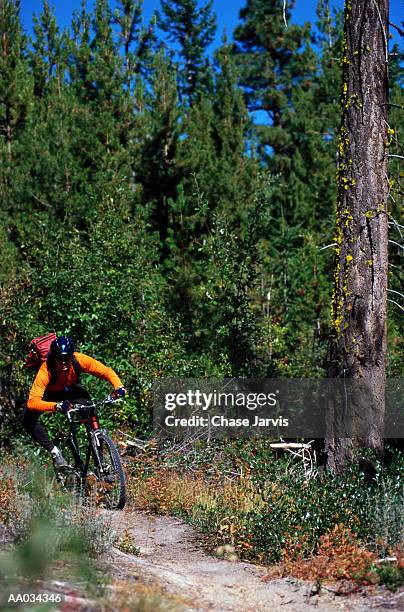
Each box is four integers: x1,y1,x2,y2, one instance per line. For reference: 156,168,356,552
92,431,126,510
55,465,83,499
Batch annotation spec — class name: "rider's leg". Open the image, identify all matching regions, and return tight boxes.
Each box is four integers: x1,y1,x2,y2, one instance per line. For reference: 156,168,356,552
40,390,71,466
22,389,90,464
24,388,91,448
24,391,68,465
22,408,54,452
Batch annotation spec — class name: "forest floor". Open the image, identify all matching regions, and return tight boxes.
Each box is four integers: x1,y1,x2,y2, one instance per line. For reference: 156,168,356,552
101,508,403,612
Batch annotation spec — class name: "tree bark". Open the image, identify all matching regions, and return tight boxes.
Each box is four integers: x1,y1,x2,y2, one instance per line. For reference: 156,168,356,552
326,0,389,471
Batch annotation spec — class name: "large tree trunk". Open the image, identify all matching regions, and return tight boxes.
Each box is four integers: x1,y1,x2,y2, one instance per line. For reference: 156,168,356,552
326,0,389,472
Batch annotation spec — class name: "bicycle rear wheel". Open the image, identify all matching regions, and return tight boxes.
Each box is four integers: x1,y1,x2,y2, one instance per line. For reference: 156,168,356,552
92,431,126,510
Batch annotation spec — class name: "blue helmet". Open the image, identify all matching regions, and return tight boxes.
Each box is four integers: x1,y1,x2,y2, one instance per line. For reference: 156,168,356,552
50,336,75,361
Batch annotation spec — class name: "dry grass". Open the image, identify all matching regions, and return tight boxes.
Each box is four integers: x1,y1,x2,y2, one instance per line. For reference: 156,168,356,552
131,466,268,515
129,466,270,552
101,581,189,611
0,472,20,527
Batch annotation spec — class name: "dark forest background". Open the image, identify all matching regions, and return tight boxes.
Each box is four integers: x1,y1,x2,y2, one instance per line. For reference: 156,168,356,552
0,0,402,437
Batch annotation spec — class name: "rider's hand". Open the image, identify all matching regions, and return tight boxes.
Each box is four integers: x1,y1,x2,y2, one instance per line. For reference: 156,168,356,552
111,386,126,400
55,399,72,414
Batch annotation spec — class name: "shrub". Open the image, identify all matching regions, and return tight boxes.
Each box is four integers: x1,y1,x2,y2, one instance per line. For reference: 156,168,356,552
276,524,378,585
0,451,114,596
374,550,404,592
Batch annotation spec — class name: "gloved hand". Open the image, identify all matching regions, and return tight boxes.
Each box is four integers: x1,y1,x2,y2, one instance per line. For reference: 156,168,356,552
111,386,126,400
55,399,72,414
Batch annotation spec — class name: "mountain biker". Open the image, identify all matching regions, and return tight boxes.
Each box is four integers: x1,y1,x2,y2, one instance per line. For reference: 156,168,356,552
23,335,126,468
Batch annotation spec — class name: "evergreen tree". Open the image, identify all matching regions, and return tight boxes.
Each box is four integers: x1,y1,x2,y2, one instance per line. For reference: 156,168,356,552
175,37,256,236
158,0,216,102
17,3,80,228
0,0,35,274
0,0,33,160
135,51,182,254
113,0,158,86
69,1,93,100
211,37,257,220
90,0,118,100
386,43,403,376
233,0,316,165
29,1,66,98
230,1,344,376
67,0,134,201
89,0,135,166
274,8,342,232
158,38,259,345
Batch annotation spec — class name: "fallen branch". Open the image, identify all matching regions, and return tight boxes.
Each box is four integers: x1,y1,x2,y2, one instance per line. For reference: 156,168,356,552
319,243,337,251
387,288,404,300
389,239,404,250
269,442,312,449
388,298,404,312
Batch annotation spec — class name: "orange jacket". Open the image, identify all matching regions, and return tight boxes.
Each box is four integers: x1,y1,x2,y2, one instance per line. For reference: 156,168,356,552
27,352,123,412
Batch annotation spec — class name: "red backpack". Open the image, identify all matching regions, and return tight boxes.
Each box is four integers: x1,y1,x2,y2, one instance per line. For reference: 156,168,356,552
24,332,57,370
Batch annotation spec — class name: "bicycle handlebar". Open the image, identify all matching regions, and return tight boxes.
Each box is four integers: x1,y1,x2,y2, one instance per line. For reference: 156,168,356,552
66,395,123,421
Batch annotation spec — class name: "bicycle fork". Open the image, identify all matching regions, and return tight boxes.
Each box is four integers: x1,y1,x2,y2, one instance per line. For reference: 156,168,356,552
90,429,109,478
67,423,102,477
67,424,85,473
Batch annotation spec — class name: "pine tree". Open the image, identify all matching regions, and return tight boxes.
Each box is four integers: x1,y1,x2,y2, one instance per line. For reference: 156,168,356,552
29,1,66,98
113,0,158,86
90,0,121,102
0,0,35,270
158,0,216,102
233,0,316,165
231,1,345,377
326,0,390,470
211,37,257,220
0,0,33,161
175,37,256,231
157,38,259,345
135,51,182,254
386,43,403,376
67,0,134,193
69,0,93,100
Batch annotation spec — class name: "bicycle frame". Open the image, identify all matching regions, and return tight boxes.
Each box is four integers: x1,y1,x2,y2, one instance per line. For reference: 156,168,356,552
55,396,126,509
64,400,111,479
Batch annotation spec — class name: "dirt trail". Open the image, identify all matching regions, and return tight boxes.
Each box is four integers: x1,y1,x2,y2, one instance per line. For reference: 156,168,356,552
105,509,383,612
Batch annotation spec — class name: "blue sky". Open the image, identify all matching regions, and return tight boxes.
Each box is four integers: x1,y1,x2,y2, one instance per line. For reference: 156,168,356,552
20,0,328,34
19,0,403,50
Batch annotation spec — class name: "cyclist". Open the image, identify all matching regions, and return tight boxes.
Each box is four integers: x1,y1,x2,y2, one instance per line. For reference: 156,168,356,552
23,335,126,468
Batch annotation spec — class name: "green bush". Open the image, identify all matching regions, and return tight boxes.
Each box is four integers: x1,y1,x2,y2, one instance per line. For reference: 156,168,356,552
375,562,404,592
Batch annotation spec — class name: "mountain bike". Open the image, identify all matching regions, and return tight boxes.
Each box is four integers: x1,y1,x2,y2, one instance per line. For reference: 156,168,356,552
54,395,126,510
